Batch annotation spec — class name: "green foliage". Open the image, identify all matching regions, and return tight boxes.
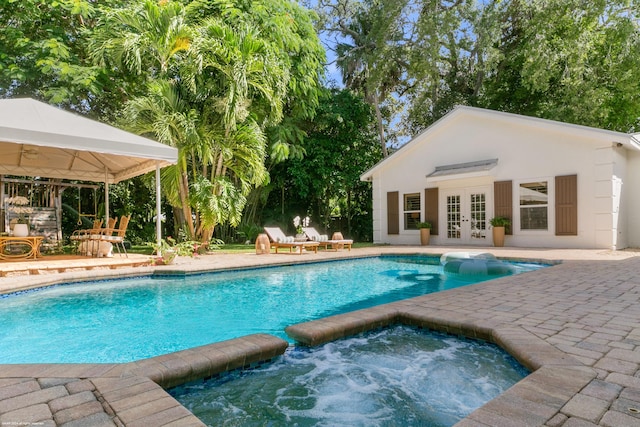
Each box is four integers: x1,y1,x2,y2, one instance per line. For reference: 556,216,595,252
317,0,408,155
479,0,640,132
315,0,640,139
261,88,382,240
416,221,431,229
0,0,130,116
490,217,511,227
187,0,326,160
89,0,324,241
236,223,263,243
151,236,200,257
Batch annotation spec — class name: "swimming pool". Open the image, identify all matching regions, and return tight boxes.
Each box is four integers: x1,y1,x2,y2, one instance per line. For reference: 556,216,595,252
0,255,544,364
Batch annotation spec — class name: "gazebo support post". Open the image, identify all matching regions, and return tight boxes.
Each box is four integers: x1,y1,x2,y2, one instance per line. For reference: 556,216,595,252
104,168,110,226
156,163,162,247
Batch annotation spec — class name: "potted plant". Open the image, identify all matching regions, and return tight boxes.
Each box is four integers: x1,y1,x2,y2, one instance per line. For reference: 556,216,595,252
489,217,511,247
293,215,310,240
417,221,432,245
6,196,32,237
151,236,199,265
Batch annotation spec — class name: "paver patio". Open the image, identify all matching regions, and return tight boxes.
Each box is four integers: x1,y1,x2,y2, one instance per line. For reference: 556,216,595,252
0,246,638,426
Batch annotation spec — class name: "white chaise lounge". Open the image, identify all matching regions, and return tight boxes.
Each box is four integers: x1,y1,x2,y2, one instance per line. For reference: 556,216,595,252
264,227,320,254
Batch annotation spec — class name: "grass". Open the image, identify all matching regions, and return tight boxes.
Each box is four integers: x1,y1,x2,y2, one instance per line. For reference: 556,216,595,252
65,242,376,256
213,242,375,253
134,242,375,254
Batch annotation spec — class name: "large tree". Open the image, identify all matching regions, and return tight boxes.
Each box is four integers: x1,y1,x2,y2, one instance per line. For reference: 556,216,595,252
89,0,324,242
314,0,640,141
314,0,410,156
479,0,640,132
266,89,382,240
0,0,130,116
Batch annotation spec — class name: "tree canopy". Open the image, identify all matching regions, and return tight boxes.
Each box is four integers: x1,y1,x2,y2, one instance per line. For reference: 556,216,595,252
314,0,640,142
264,88,382,240
87,0,325,241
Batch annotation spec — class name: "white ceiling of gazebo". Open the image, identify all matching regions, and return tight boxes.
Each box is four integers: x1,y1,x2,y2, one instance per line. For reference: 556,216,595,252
0,98,177,183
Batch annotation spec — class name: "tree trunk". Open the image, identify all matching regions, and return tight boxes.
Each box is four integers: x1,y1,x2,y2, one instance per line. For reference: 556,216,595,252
179,171,195,238
373,93,388,157
346,189,352,236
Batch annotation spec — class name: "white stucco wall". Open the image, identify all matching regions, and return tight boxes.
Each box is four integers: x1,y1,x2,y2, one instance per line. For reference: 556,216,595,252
365,107,633,249
627,150,640,248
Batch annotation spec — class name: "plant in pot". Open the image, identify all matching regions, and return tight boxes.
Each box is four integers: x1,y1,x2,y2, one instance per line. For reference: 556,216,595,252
417,221,432,245
293,215,310,240
6,196,32,237
489,217,511,247
151,236,199,265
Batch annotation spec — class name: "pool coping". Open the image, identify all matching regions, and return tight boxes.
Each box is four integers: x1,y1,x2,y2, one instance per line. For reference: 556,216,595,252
0,247,639,426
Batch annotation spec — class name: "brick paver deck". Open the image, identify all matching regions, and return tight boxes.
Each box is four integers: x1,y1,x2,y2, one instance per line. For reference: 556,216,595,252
0,246,639,426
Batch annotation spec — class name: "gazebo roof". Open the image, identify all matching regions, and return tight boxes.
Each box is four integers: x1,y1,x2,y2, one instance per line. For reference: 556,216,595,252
0,98,177,183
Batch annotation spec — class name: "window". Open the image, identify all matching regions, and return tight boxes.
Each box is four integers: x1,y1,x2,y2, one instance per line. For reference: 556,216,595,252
519,181,548,230
404,193,420,230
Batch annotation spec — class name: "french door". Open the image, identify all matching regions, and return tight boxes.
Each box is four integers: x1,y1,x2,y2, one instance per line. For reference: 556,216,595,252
443,187,490,244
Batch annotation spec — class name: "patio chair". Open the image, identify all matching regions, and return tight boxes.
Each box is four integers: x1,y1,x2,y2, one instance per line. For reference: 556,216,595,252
263,227,320,255
302,227,353,251
70,218,102,242
92,215,131,257
71,217,116,255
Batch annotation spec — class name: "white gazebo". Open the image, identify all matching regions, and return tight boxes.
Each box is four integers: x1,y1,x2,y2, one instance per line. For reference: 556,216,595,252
0,97,178,245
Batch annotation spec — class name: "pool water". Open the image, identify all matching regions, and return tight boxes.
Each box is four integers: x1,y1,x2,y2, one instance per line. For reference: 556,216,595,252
171,325,528,427
0,256,543,363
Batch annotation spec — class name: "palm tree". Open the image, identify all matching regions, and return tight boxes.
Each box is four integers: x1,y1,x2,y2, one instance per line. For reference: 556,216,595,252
121,80,199,238
90,0,321,241
185,19,284,240
89,0,192,79
333,1,405,158
93,1,287,241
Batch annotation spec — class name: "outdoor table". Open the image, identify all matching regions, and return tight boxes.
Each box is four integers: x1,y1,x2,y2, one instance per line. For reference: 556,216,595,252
0,236,44,260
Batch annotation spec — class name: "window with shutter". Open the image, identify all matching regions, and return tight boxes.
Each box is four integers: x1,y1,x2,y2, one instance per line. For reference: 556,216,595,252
520,181,549,230
403,193,421,230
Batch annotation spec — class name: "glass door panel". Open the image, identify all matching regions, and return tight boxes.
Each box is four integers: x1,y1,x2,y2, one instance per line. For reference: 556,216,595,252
447,195,461,239
469,192,487,241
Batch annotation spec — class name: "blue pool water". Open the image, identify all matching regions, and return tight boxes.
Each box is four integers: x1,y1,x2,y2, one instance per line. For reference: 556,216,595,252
171,325,528,426
0,256,543,364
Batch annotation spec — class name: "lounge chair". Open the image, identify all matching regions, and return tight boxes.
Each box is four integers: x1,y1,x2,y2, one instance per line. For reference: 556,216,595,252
302,227,353,251
263,227,320,255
